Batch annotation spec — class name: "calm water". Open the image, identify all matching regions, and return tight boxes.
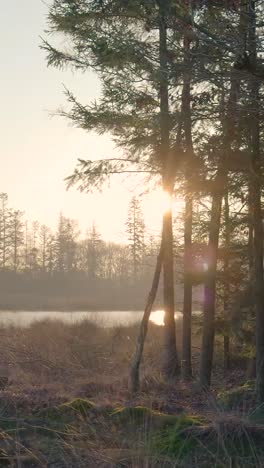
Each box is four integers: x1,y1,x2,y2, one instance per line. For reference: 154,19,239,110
0,310,183,328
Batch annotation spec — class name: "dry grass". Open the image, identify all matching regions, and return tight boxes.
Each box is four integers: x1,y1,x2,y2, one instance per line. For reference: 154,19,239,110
0,318,250,412
0,319,261,466
0,319,171,410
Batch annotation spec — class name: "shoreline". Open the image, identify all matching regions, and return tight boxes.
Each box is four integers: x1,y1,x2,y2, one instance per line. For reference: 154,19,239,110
0,306,146,313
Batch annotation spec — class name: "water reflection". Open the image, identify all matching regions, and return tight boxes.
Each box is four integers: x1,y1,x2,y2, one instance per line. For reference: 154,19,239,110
150,310,182,326
0,310,185,328
0,310,186,328
0,311,141,328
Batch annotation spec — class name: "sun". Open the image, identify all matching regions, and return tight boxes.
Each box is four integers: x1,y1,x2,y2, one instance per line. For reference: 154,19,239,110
153,189,172,214
142,188,184,231
145,188,172,215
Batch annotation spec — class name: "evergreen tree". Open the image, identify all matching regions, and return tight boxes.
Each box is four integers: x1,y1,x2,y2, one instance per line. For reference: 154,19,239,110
43,0,187,378
42,0,264,398
85,223,102,280
9,210,24,272
126,196,145,281
39,225,52,273
0,193,11,269
54,213,79,273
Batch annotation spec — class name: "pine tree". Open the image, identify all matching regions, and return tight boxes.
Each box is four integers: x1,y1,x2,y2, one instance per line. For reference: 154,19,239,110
39,225,51,273
9,210,24,272
54,213,79,274
43,0,264,397
85,223,102,280
0,193,11,269
126,196,145,282
29,221,40,274
44,0,186,379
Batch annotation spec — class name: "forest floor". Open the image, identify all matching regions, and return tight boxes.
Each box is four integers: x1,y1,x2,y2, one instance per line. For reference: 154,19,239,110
0,319,262,467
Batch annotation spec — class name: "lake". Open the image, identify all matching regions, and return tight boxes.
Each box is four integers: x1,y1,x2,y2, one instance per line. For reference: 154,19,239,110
0,310,184,328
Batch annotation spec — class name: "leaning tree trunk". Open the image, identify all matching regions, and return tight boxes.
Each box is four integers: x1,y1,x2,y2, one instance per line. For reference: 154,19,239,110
159,2,179,378
129,241,163,394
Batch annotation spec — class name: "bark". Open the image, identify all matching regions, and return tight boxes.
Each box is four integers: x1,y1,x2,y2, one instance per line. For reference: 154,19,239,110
247,356,256,380
181,32,194,379
198,0,245,385
199,63,241,388
159,2,179,378
247,1,264,404
223,191,231,372
248,185,254,278
199,183,223,387
224,336,230,372
182,192,193,378
162,208,179,377
129,241,163,394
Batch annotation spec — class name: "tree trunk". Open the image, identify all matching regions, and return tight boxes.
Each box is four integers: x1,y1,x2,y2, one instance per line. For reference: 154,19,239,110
159,2,179,378
224,335,230,372
182,192,193,379
248,0,264,404
181,30,194,379
199,34,241,387
247,356,256,380
251,89,264,401
223,191,231,372
248,183,254,280
199,184,223,387
162,208,179,378
129,241,163,394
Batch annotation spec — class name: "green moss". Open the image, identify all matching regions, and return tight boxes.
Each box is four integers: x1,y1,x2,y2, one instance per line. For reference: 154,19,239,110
217,381,255,410
150,414,204,457
38,399,96,423
111,406,152,422
59,398,95,417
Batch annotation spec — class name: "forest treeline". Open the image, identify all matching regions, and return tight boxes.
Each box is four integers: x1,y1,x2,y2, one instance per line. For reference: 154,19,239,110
43,1,264,400
0,193,201,309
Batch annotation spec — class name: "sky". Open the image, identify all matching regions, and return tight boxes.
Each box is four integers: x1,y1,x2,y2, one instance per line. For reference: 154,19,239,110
0,0,165,242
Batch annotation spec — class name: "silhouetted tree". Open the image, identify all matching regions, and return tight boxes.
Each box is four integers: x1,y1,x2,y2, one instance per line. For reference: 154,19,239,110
9,210,24,272
126,196,145,282
0,193,11,269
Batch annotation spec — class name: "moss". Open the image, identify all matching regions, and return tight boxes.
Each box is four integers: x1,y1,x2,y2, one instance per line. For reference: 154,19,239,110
111,406,152,422
149,414,204,457
38,399,96,423
59,398,95,417
217,381,255,410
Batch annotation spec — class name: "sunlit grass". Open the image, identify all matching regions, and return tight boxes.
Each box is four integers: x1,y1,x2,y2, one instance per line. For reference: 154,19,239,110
0,319,261,466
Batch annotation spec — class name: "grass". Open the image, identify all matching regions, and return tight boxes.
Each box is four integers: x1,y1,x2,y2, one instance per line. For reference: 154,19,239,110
0,318,261,466
217,381,256,411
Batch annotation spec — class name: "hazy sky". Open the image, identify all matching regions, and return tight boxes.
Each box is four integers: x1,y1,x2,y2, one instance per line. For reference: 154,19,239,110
0,0,164,242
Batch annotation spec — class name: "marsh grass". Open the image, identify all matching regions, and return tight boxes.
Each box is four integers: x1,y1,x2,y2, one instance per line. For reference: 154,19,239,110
0,319,261,466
